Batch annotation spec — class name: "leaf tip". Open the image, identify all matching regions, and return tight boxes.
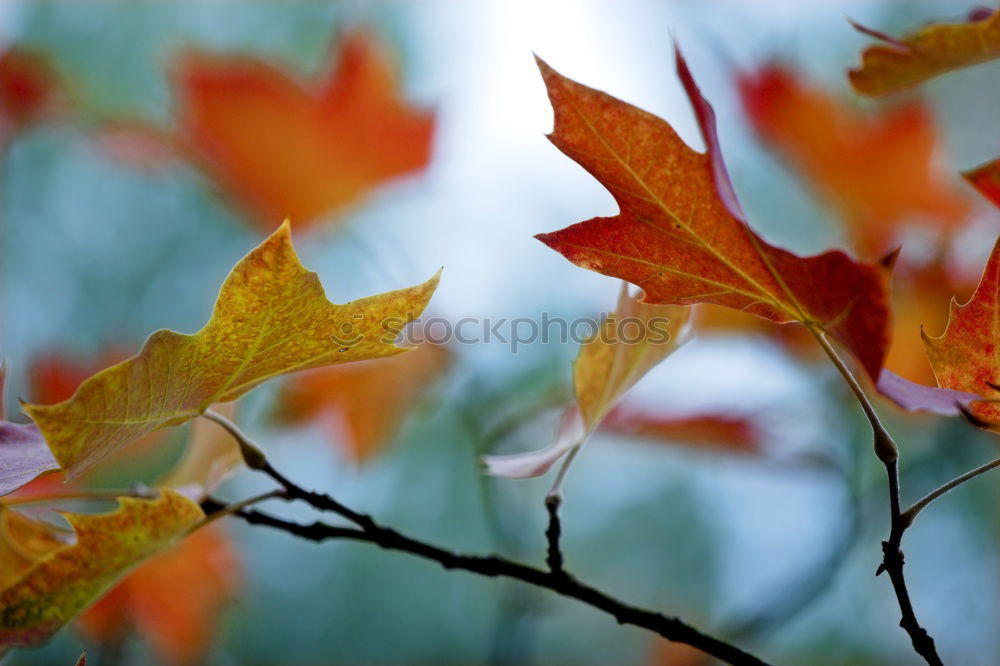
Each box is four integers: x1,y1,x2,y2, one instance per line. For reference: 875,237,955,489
878,246,901,272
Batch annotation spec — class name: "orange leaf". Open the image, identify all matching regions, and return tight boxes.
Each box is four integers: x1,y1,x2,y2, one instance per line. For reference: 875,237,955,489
849,8,1000,97
277,341,451,462
534,50,893,382
738,65,969,256
77,523,239,665
964,158,1000,208
174,30,434,231
922,238,1000,428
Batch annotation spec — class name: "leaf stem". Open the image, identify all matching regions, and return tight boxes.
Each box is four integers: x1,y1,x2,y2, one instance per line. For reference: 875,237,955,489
809,330,897,463
201,408,268,469
902,456,1000,524
808,328,941,666
1,488,153,508
548,443,581,499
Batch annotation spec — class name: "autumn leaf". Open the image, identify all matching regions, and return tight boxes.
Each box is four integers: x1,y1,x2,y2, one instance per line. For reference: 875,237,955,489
22,221,440,479
277,340,451,462
0,489,204,655
484,285,689,478
919,238,1000,428
600,406,760,453
76,523,239,665
738,64,969,256
877,368,978,416
174,30,434,231
0,422,59,496
534,50,893,382
849,8,1000,97
573,287,690,431
0,504,70,591
964,158,1000,208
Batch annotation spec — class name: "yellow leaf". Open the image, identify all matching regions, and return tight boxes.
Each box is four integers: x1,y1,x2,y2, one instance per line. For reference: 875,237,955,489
0,489,203,655
0,505,70,590
575,284,690,431
23,221,439,479
849,9,1000,96
484,285,689,478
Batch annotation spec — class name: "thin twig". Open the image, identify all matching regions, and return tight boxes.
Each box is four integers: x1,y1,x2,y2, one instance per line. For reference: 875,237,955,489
544,494,565,575
809,330,941,666
187,488,286,534
903,456,1000,523
235,507,772,666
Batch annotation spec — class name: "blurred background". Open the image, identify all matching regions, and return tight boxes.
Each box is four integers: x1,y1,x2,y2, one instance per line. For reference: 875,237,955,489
2,1,1000,664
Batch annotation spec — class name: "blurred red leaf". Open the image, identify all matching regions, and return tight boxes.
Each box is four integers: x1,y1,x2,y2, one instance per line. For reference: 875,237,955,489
601,406,760,453
534,50,893,382
28,350,130,406
738,64,969,257
964,158,1000,208
0,47,62,140
174,30,435,231
277,340,451,462
76,523,239,665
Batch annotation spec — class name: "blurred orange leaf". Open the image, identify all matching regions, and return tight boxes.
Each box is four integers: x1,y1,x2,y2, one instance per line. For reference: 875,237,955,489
534,51,893,382
277,340,451,462
0,490,203,655
849,8,1000,97
22,222,439,479
77,523,239,665
964,157,1000,208
739,64,969,256
174,30,435,231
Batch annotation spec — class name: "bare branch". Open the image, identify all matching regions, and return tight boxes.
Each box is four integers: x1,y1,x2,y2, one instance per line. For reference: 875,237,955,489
233,507,773,666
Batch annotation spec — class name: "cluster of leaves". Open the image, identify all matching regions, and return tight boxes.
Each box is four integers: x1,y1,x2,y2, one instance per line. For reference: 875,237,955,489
1,6,1000,666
